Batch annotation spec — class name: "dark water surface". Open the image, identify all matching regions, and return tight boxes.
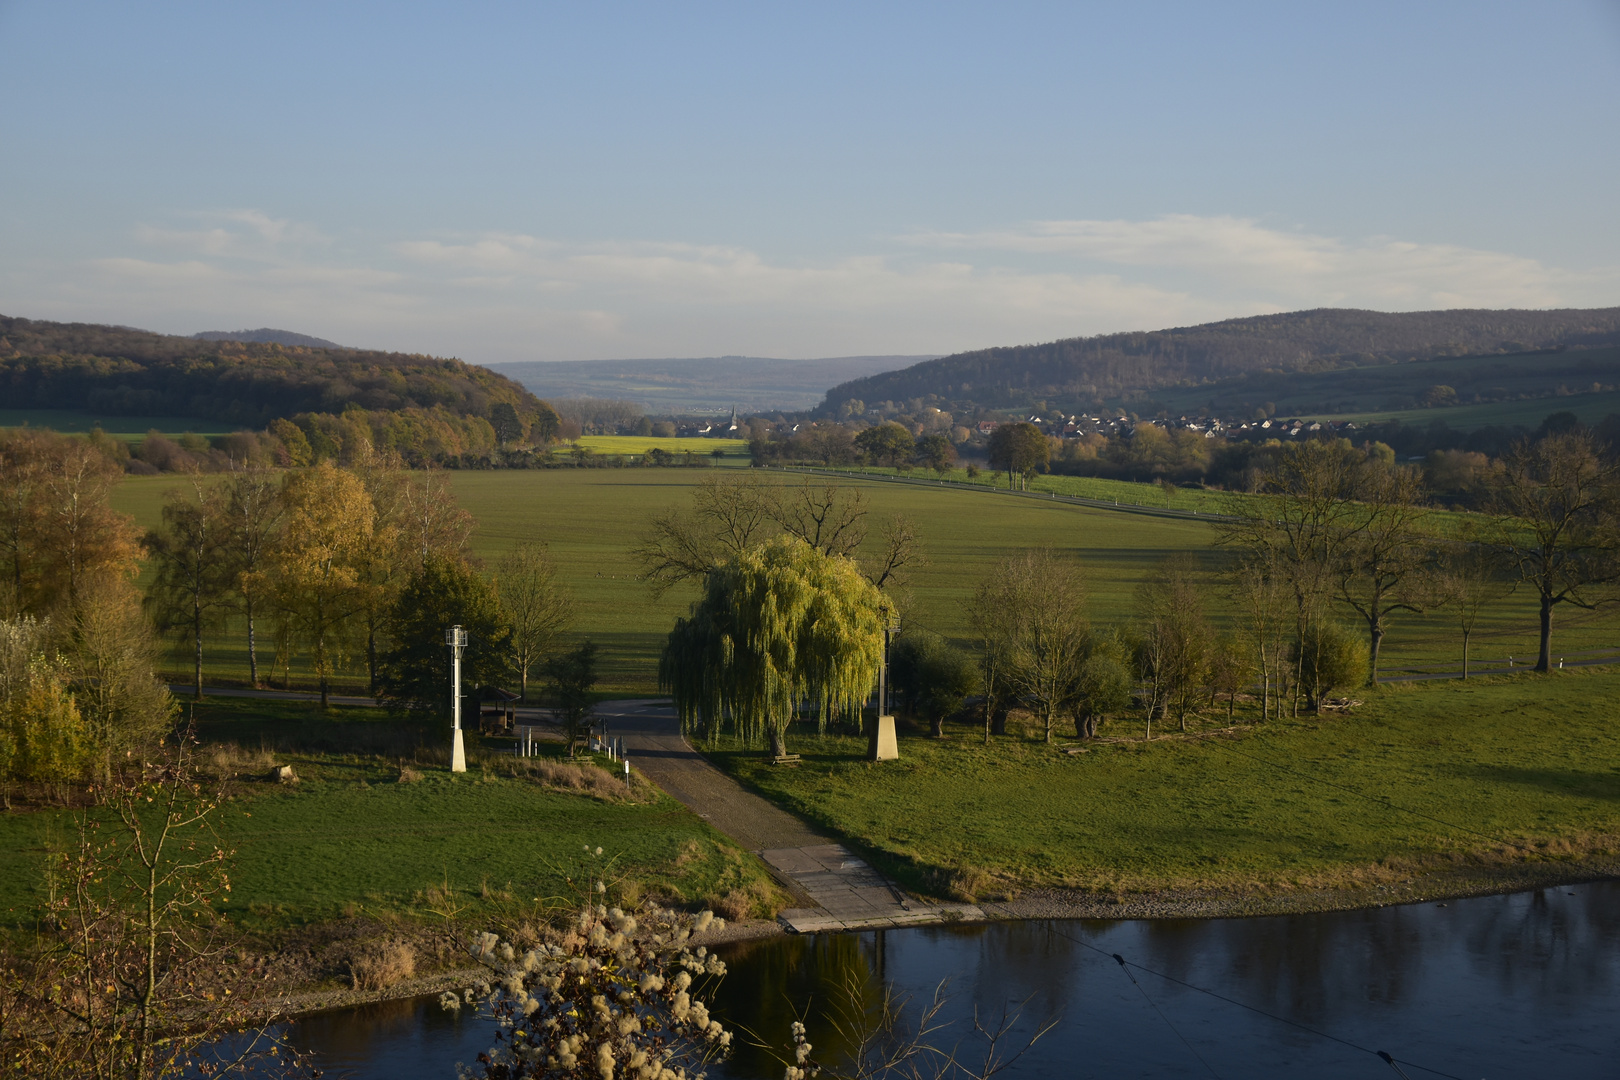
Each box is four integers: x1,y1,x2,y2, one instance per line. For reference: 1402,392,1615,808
288,882,1620,1078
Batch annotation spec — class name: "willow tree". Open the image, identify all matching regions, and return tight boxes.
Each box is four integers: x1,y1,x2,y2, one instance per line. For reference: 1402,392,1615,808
659,536,888,759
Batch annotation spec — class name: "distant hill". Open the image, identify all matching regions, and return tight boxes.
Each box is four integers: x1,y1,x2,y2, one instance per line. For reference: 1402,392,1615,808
193,327,347,349
816,307,1620,416
0,314,545,429
493,355,939,414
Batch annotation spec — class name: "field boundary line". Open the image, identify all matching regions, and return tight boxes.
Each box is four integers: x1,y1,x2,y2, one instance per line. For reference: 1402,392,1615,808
760,465,1240,524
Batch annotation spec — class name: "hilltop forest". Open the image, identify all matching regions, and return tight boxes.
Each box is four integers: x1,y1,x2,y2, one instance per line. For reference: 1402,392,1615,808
0,315,549,431
817,307,1620,416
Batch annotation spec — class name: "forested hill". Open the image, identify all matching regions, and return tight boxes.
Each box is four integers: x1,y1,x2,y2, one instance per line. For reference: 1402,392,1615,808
0,315,546,428
816,307,1620,415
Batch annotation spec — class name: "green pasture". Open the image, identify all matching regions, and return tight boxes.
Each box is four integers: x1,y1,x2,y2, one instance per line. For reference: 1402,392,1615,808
1303,391,1620,431
0,408,227,442
708,668,1620,898
0,698,776,929
574,434,750,461
110,468,1620,697
795,464,1237,515
1147,345,1620,431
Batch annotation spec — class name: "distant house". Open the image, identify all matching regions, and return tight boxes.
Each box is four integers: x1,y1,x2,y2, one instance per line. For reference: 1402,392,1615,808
976,420,999,436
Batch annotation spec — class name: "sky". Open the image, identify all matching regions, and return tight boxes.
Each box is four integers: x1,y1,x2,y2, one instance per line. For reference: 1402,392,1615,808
2,1,1618,364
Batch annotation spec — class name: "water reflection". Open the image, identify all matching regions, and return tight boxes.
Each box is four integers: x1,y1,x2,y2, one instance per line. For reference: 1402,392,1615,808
288,882,1620,1079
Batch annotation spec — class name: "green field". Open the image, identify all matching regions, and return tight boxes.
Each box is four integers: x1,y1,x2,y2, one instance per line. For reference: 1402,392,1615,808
109,469,1620,696
0,698,777,929
791,464,1238,515
0,408,228,441
574,434,751,460
1303,390,1620,431
1146,345,1620,431
708,669,1620,900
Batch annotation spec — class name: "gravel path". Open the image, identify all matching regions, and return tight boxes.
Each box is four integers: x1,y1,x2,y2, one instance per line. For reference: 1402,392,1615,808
595,700,981,931
594,699,830,852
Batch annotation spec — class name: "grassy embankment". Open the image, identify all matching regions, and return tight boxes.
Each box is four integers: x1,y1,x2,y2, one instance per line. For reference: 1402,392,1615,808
0,697,779,933
707,668,1620,905
111,469,1620,696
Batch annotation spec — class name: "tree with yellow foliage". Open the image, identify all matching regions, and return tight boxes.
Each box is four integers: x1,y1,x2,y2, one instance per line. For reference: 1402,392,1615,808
263,462,376,708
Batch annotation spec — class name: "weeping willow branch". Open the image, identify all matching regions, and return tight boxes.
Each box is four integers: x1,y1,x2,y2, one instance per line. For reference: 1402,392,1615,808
659,537,889,756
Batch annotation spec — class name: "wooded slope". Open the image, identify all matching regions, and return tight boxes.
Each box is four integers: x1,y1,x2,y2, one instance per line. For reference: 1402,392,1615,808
0,315,545,428
817,307,1620,414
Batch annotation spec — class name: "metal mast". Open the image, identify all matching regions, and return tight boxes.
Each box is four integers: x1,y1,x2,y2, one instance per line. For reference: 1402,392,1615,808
446,625,468,772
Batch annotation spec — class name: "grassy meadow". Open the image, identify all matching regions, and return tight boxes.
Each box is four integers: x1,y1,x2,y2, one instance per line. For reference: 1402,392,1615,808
0,698,779,930
573,434,751,460
110,468,1620,697
708,668,1620,901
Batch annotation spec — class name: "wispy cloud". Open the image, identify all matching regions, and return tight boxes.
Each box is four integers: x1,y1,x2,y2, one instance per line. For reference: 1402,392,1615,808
11,211,1615,363
133,210,330,260
906,215,1613,310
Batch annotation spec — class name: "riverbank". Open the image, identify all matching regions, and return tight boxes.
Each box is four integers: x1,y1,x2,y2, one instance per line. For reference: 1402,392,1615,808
706,669,1620,910
242,916,784,1022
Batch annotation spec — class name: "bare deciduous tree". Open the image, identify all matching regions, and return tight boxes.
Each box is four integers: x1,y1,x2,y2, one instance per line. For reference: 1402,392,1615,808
1334,464,1432,684
497,541,574,701
1437,534,1514,678
1487,431,1620,671
633,475,778,595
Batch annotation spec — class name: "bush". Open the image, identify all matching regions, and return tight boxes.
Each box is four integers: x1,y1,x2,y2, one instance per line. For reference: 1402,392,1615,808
350,940,416,991
1293,621,1369,711
889,629,977,737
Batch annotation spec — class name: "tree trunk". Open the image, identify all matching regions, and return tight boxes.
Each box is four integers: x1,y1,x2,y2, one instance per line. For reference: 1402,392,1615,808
1536,594,1553,672
768,725,787,759
1461,630,1470,679
246,601,259,688
1367,622,1384,686
1259,647,1270,720
367,628,378,694
930,714,944,738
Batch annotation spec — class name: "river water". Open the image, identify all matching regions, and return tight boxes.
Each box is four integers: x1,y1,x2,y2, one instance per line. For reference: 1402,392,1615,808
284,881,1620,1079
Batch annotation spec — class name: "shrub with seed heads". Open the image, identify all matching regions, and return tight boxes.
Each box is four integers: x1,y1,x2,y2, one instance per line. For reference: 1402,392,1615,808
446,900,730,1079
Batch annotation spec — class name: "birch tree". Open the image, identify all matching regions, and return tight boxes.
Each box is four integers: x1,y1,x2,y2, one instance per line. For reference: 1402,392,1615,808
145,482,233,700
497,541,574,701
220,466,283,688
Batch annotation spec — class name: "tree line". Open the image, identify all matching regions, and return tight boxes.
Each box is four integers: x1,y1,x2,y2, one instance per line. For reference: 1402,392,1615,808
0,430,172,791
938,429,1620,741
683,426,1620,751
140,450,583,718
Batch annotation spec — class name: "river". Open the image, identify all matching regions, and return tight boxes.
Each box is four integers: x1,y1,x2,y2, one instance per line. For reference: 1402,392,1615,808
283,881,1620,1078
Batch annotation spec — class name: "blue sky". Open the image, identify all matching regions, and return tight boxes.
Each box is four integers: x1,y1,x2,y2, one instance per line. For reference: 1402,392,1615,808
2,1,1618,363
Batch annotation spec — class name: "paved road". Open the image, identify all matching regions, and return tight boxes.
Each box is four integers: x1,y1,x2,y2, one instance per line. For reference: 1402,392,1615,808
595,699,981,932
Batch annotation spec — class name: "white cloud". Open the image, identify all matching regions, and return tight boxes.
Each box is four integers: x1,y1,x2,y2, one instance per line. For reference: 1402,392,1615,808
907,215,1614,310
10,211,1615,363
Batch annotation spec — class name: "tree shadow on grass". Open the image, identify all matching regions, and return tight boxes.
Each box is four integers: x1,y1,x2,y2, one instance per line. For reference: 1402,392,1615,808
1466,765,1620,801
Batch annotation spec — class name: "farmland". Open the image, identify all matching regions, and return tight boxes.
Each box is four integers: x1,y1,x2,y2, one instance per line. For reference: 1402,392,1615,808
110,467,1620,697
